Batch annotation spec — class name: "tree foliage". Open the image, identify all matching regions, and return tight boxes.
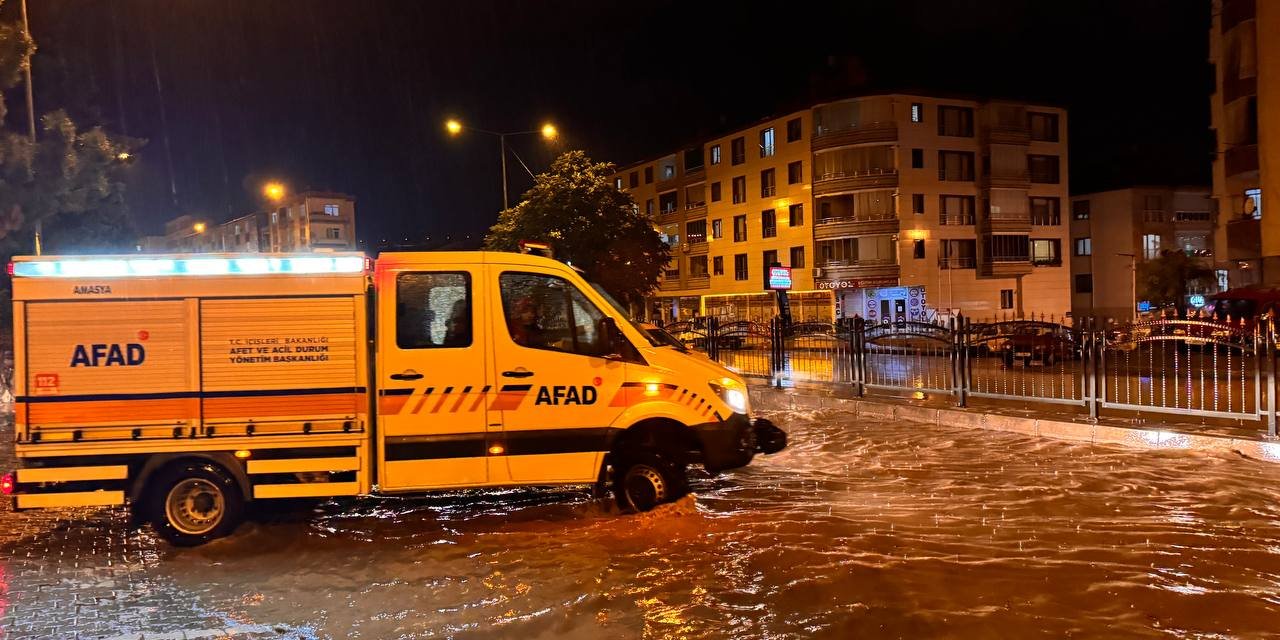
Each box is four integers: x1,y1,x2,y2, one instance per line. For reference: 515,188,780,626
485,151,669,305
1138,249,1214,315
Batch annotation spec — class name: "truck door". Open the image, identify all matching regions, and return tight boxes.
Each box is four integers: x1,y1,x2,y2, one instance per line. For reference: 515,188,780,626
377,268,491,490
487,267,628,483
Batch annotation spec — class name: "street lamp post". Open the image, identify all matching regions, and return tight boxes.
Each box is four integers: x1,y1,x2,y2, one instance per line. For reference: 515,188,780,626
1118,252,1137,320
445,119,557,210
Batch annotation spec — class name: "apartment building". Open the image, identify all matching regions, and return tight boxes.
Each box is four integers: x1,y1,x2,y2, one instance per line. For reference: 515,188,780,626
1211,0,1279,287
614,94,1071,324
1070,187,1215,319
155,192,357,253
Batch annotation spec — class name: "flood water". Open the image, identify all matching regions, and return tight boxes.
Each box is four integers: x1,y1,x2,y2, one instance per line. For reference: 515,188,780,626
4,409,1280,638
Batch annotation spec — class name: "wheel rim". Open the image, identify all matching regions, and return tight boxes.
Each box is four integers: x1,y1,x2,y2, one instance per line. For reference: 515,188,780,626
165,478,225,535
624,465,667,511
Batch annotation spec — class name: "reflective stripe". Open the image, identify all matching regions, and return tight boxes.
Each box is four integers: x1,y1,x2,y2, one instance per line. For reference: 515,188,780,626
17,465,128,483
246,457,360,474
17,490,124,508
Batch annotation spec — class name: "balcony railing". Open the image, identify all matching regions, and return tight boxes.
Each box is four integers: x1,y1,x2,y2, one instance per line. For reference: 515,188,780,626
816,167,897,181
685,201,707,210
1031,257,1063,267
988,254,1031,263
761,185,777,197
938,257,976,269
818,258,897,268
816,211,896,225
940,213,975,225
987,209,1029,221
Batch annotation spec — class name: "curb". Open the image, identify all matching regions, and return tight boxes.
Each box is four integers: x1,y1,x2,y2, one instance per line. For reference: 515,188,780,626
749,385,1280,464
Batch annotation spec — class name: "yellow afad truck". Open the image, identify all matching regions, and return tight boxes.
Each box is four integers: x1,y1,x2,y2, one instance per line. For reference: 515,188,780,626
2,251,785,545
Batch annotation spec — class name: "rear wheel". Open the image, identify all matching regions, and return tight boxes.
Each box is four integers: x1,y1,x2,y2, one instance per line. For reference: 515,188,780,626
147,461,244,547
611,450,688,513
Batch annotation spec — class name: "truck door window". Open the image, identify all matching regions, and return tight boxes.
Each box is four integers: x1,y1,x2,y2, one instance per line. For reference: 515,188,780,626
499,272,606,356
396,272,472,349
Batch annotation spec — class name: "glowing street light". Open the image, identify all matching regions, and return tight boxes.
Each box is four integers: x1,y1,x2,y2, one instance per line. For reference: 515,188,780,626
193,222,207,234
442,118,562,209
263,182,286,202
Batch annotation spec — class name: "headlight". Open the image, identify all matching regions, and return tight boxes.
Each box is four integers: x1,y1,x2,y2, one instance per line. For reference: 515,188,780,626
708,378,749,414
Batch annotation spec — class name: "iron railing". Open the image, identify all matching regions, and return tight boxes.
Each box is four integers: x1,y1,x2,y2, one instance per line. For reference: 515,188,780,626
660,314,1280,437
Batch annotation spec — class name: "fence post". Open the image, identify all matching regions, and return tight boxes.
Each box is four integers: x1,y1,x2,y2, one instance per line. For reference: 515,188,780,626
769,316,783,388
1268,316,1277,438
707,316,719,362
1091,316,1106,421
852,316,866,397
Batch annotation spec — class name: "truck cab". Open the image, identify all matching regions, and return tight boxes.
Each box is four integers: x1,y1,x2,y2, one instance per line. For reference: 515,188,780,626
4,251,785,545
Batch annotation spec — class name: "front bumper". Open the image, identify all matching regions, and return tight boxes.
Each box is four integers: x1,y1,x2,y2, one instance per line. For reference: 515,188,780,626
694,414,788,473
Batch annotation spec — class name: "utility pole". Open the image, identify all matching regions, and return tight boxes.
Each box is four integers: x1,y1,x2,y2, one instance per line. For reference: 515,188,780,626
20,0,40,255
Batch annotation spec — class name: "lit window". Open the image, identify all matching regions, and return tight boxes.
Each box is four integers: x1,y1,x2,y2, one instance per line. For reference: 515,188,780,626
1246,188,1262,219
1142,233,1161,260
324,204,340,216
759,128,775,157
710,145,722,165
911,103,923,123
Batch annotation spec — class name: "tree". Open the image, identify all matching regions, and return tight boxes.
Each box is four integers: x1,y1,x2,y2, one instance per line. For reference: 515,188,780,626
485,151,669,306
1138,249,1213,317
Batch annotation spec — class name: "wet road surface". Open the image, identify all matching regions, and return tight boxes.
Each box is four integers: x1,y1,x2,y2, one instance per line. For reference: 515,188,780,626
3,409,1280,638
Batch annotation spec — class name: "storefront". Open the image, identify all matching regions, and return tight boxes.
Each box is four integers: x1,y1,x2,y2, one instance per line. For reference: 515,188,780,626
702,291,835,324
821,278,930,324
648,296,702,323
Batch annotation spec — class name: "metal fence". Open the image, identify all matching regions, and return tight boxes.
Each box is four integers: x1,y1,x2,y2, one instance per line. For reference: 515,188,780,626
661,314,1279,437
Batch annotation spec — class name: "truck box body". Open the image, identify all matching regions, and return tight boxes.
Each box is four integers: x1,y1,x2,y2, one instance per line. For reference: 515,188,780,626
9,254,372,507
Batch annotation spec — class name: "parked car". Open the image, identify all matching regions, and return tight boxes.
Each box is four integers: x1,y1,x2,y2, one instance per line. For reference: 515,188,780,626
1001,325,1073,366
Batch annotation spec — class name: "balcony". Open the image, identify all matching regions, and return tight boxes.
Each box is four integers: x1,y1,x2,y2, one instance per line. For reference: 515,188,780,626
659,277,684,292
816,258,900,285
1227,217,1261,260
761,185,777,197
1225,144,1259,176
985,125,1030,146
684,165,705,182
939,213,976,226
811,122,898,152
979,255,1033,277
657,207,681,225
687,274,710,290
982,209,1031,233
938,257,976,270
982,169,1031,190
812,168,899,196
684,240,709,256
813,213,899,241
684,201,707,218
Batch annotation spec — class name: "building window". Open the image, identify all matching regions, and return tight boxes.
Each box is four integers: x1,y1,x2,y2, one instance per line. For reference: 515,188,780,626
661,164,676,180
326,227,341,240
911,148,924,169
397,272,472,349
690,255,709,277
1030,197,1061,225
789,203,804,227
1143,208,1165,223
710,145,721,165
911,103,923,123
790,246,805,268
1074,237,1092,256
759,128,775,157
938,151,975,181
1075,273,1093,294
787,161,803,184
659,192,678,214
760,169,776,197
734,254,748,281
786,117,802,142
1000,289,1015,309
912,194,925,215
1028,112,1059,142
1246,188,1262,219
1142,233,1161,260
1031,238,1061,265
938,106,974,137
1144,194,1163,211
686,220,707,244
733,215,747,242
710,182,722,202
761,209,777,238
629,172,639,188
940,239,977,269
762,250,778,273
713,256,724,276
732,176,747,204
940,195,975,225
644,166,653,184
1028,155,1060,184
614,177,624,190
645,199,654,215
1072,200,1090,220
271,211,278,224
913,239,925,259
731,137,746,165
323,204,340,216
1217,269,1229,291
711,219,723,239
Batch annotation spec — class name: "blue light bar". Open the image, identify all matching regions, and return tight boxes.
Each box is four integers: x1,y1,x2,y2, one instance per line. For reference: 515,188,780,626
11,256,366,278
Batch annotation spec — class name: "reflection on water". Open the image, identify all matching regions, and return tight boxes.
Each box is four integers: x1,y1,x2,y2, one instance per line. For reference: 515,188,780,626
4,409,1280,638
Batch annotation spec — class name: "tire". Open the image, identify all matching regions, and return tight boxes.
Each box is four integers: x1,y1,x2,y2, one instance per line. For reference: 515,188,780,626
146,461,245,547
611,450,688,513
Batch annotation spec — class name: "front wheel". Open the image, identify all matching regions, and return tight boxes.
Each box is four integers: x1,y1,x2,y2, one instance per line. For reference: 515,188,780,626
611,451,688,513
147,461,245,547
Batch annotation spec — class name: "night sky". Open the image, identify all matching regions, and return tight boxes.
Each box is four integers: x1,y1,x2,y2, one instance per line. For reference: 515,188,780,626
8,1,1212,248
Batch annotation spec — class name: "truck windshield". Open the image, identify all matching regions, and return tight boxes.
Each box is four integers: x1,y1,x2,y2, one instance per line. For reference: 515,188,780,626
588,282,666,348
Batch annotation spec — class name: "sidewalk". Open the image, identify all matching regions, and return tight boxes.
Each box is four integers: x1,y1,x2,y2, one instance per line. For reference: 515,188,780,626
749,381,1280,465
